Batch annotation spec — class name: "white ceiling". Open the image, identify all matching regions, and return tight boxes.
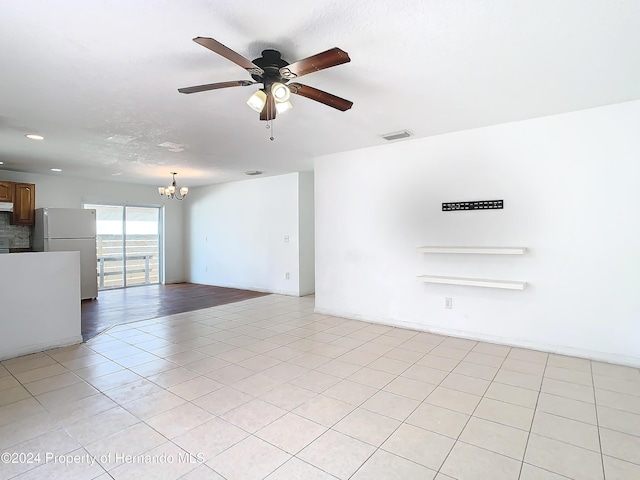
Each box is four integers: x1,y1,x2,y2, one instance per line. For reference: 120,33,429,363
1,0,639,187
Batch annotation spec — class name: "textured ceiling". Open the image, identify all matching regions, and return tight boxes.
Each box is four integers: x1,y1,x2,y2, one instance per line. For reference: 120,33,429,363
1,0,639,187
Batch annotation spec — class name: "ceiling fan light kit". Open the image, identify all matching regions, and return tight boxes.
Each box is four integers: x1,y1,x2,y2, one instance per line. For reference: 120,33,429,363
178,36,353,137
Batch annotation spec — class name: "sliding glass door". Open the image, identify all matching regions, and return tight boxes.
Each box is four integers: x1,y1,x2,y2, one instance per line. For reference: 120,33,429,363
85,204,162,290
92,204,125,289
124,206,161,287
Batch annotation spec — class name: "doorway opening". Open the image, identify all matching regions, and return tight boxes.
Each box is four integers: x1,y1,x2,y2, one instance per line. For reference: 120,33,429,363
84,204,163,290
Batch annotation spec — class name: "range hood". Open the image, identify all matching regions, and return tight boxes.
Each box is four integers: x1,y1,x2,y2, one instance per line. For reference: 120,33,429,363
0,202,13,212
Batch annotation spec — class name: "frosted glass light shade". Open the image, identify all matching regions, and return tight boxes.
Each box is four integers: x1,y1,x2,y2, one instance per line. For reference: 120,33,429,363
276,100,293,114
167,185,176,194
180,187,189,196
247,90,267,112
271,83,290,102
158,187,165,195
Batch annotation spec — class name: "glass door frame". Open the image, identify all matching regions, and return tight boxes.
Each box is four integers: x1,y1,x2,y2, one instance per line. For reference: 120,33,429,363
83,202,165,288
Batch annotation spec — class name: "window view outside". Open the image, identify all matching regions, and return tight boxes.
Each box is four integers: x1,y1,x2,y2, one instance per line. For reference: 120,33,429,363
85,204,161,289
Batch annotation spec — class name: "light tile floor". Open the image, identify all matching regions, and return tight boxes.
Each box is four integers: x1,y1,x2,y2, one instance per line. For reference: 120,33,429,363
1,294,639,479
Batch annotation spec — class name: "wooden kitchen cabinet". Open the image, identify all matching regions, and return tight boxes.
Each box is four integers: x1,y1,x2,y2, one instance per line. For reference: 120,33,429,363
11,183,36,225
0,181,13,202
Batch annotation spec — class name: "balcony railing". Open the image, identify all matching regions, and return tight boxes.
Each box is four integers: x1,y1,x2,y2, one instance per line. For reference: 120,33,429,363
96,234,159,289
97,254,156,288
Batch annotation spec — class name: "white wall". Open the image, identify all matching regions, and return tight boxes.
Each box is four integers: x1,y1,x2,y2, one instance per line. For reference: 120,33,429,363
186,173,305,295
315,100,640,367
0,171,185,283
0,252,82,360
298,172,315,296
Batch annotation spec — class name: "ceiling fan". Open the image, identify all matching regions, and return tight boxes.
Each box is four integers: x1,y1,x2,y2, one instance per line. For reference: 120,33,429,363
178,37,353,121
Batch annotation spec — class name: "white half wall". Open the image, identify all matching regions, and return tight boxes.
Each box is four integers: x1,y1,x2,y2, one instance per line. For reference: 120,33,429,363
186,173,311,296
0,171,185,283
315,100,640,367
0,252,82,360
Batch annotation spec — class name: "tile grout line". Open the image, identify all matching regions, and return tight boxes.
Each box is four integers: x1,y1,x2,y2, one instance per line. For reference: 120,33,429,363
344,338,451,479
406,343,473,474
591,359,607,480
434,343,512,477
309,338,447,476
516,352,548,480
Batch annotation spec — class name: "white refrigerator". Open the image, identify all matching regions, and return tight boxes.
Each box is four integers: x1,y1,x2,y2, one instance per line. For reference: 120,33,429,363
33,208,98,300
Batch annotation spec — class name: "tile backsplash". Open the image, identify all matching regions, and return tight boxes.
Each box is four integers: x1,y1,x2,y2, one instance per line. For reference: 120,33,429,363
0,213,30,248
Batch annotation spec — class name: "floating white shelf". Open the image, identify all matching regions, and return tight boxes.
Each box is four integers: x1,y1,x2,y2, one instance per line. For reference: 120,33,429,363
417,275,527,290
417,246,526,255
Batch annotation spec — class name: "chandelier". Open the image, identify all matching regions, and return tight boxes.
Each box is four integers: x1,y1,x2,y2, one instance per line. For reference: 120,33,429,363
158,172,188,200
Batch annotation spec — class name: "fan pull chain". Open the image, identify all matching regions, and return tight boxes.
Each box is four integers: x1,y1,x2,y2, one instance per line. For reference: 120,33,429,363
264,98,275,140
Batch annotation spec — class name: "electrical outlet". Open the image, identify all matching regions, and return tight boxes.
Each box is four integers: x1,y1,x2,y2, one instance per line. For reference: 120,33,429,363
445,297,452,309
205,266,208,272
284,235,289,243
285,272,290,279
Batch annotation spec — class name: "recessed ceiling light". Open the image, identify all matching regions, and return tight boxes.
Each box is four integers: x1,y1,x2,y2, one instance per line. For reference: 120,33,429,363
25,134,45,141
50,168,62,172
0,162,4,165
111,172,123,176
245,171,263,176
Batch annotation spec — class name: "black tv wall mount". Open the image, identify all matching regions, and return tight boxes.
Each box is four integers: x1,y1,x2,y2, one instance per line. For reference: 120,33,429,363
442,200,503,211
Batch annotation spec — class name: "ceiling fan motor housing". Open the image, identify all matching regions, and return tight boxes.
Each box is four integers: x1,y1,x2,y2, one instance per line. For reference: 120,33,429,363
251,49,290,88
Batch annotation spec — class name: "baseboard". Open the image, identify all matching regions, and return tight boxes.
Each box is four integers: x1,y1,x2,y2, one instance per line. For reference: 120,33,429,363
0,335,83,361
314,306,640,368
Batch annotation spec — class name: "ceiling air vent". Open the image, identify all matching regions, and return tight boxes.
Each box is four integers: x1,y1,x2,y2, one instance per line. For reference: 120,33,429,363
245,171,263,176
381,130,412,141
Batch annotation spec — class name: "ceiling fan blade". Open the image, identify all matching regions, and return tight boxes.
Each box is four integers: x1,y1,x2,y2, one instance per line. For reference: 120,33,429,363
178,80,255,94
260,93,276,121
288,83,353,111
193,37,264,76
280,48,350,79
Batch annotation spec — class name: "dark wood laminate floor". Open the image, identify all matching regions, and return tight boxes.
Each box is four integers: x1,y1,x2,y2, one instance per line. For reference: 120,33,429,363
81,283,269,341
